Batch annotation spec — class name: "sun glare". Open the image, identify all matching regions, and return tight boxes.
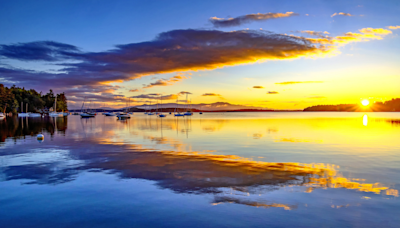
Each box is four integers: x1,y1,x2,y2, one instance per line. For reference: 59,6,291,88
361,99,370,106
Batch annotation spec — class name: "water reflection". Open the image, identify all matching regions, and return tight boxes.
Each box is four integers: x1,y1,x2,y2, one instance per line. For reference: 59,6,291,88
0,114,399,211
0,116,67,142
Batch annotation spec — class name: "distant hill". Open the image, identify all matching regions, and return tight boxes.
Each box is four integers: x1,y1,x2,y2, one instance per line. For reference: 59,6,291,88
303,98,400,112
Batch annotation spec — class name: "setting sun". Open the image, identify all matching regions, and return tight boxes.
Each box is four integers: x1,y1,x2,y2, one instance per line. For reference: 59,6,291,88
361,99,370,106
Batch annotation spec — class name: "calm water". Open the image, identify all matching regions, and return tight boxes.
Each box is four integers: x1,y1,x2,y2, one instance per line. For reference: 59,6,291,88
0,112,399,228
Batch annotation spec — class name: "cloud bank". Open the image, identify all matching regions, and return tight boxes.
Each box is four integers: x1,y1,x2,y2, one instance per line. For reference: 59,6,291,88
0,25,394,108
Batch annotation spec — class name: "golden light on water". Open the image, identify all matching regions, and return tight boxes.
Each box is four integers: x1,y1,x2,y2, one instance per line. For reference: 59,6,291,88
361,99,370,106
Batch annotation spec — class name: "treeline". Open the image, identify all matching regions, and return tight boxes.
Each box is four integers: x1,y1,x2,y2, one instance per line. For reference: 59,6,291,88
0,84,67,113
303,98,400,112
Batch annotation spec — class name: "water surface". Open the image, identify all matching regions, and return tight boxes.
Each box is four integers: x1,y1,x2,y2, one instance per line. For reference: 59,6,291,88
0,112,399,227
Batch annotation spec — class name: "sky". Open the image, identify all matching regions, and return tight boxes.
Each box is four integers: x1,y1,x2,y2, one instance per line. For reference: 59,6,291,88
0,0,399,110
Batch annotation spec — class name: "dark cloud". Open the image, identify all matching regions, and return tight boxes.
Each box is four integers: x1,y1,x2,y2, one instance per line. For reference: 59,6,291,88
210,12,299,28
202,93,222,96
0,41,80,61
253,86,264,89
267,91,279,94
130,93,177,100
0,29,330,108
143,75,188,88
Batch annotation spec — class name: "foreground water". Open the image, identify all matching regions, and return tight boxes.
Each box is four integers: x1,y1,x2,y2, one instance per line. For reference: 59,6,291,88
0,112,399,227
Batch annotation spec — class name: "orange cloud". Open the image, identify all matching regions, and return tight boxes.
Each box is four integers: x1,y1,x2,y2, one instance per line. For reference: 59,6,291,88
297,27,392,46
267,91,278,94
253,86,264,89
276,81,323,85
143,75,188,88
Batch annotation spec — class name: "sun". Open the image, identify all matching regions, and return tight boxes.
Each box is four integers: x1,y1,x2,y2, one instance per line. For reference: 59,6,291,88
361,99,370,106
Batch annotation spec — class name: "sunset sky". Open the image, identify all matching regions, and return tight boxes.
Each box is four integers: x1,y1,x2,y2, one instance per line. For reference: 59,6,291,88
1,0,399,110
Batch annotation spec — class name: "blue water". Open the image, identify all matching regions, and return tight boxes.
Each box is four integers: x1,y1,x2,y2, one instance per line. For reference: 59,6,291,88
0,112,399,227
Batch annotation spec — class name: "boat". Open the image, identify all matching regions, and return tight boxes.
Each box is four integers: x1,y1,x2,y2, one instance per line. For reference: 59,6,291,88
174,98,184,117
29,113,42,117
117,113,131,119
158,95,166,118
184,96,193,116
80,97,95,118
80,113,95,118
49,95,63,117
0,113,5,120
18,102,29,117
117,101,131,119
73,112,80,115
104,112,116,116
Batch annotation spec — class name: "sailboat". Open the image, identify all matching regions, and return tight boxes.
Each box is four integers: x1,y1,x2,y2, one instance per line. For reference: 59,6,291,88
18,102,29,117
49,96,63,117
80,97,95,117
147,101,154,115
199,104,203,114
128,98,133,115
158,96,166,118
184,96,193,116
174,98,184,117
0,104,6,120
117,101,130,119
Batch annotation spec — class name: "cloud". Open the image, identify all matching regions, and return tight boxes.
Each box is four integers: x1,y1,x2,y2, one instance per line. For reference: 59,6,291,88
253,86,264,89
143,75,188,88
0,26,392,108
129,88,142,92
130,93,177,100
210,12,299,27
130,91,192,101
0,41,80,61
275,81,323,85
294,30,330,38
267,91,278,94
202,93,222,97
388,25,400,30
295,27,392,45
331,12,354,17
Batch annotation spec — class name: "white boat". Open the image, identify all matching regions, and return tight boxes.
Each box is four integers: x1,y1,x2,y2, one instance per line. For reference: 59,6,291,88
174,98,184,117
29,113,41,117
49,96,63,117
80,113,95,118
62,112,69,116
117,113,130,119
183,96,193,116
158,95,166,118
18,113,29,117
18,102,29,117
80,97,96,118
0,113,5,120
117,101,131,119
49,112,63,117
104,112,116,116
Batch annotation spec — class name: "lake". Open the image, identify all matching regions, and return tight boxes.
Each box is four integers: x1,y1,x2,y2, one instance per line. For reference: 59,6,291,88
0,112,399,227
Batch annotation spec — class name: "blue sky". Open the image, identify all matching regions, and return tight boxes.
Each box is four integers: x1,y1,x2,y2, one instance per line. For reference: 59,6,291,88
1,0,399,109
